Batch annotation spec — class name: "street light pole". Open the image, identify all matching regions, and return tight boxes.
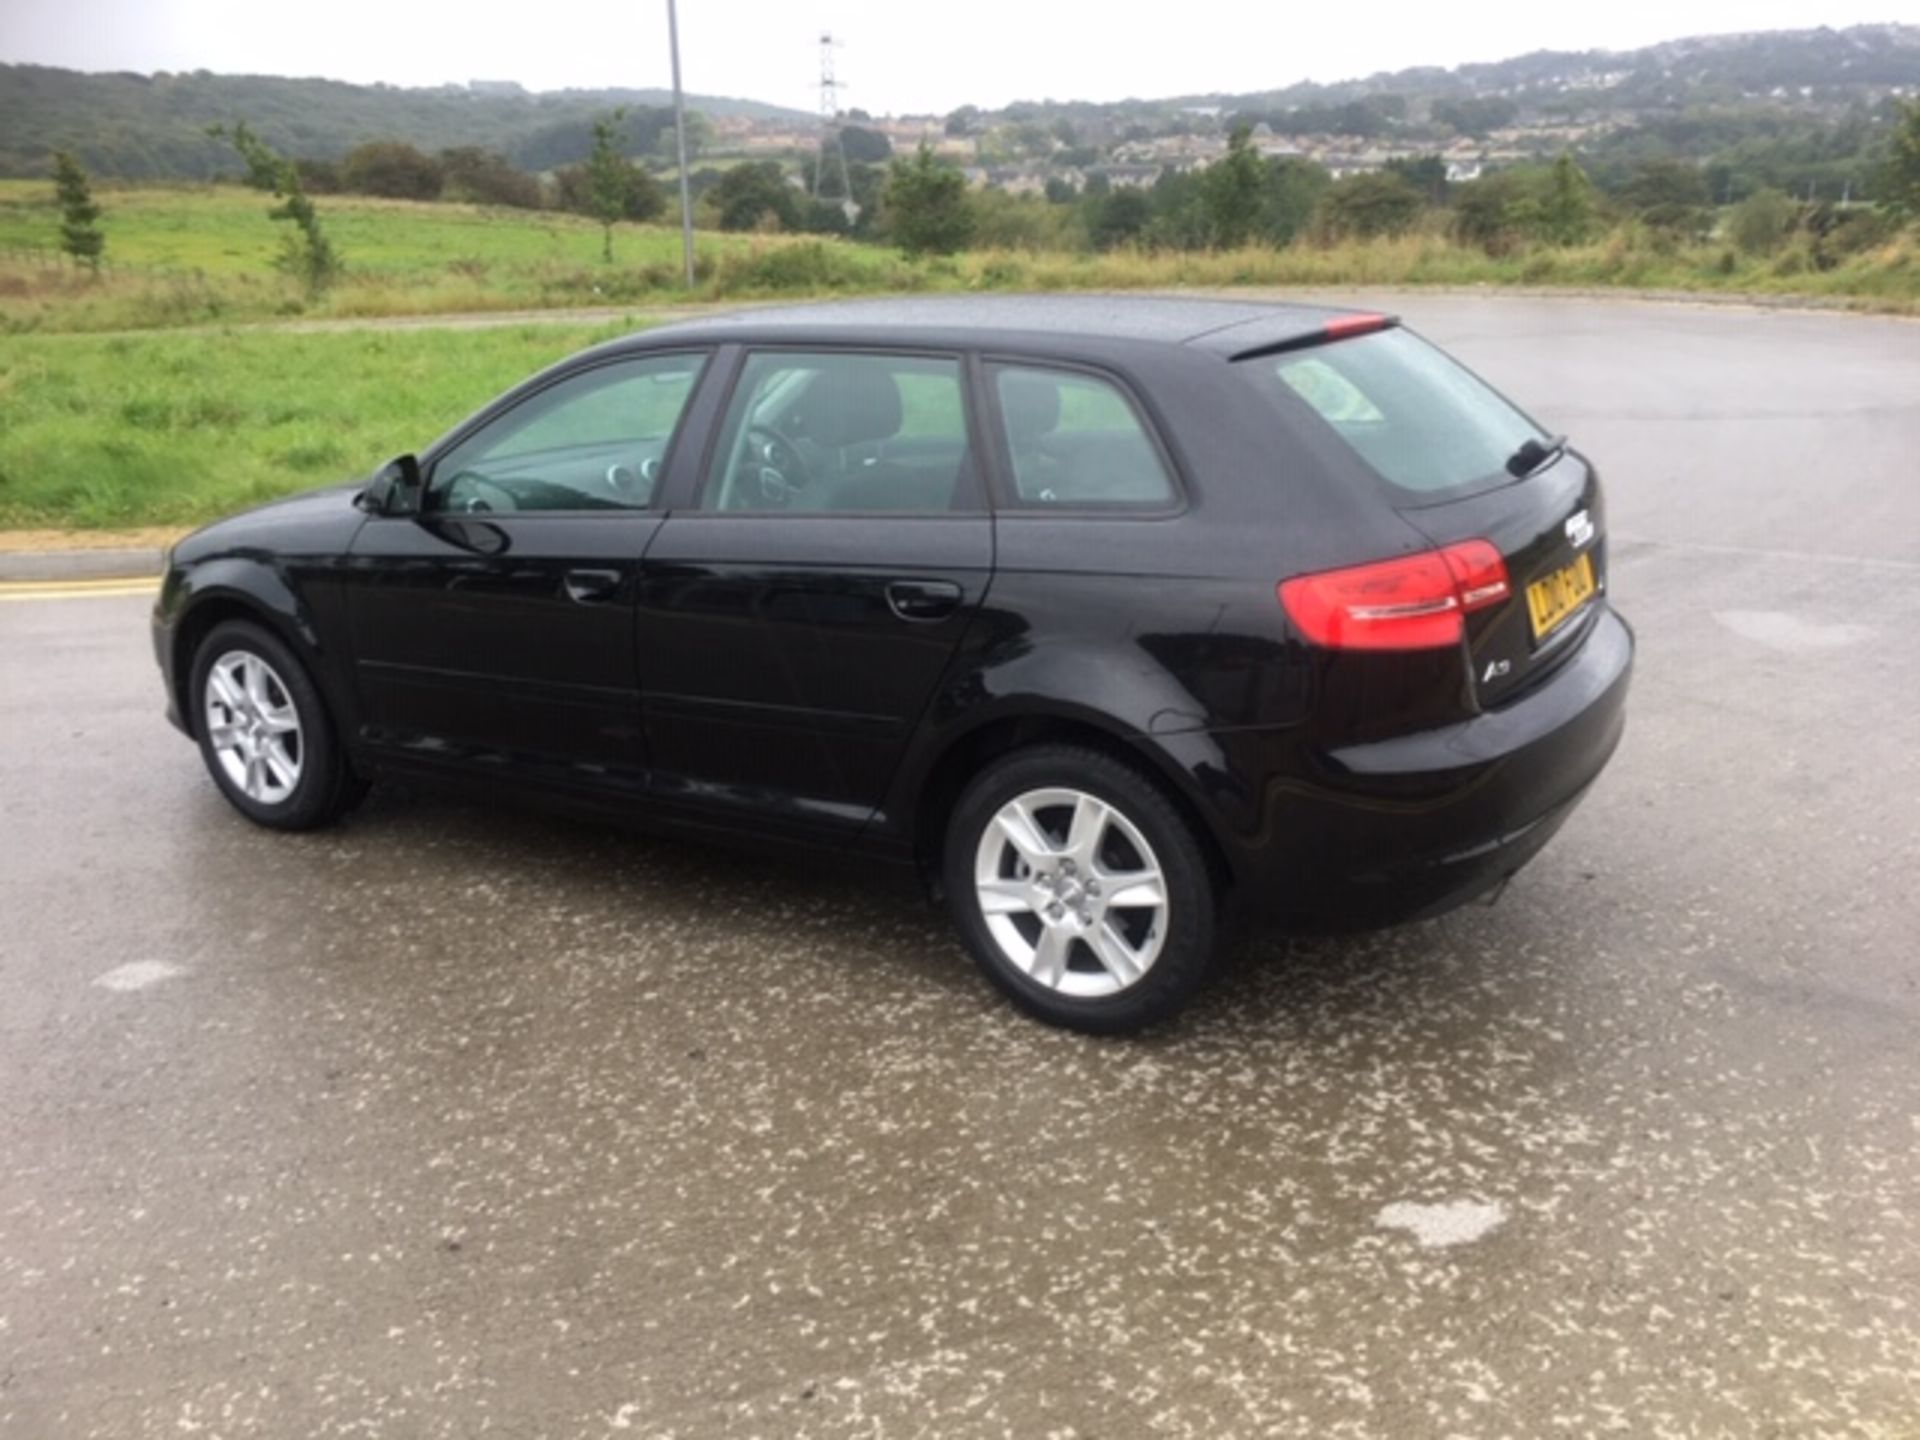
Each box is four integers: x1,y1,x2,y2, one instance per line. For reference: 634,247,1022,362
667,0,696,288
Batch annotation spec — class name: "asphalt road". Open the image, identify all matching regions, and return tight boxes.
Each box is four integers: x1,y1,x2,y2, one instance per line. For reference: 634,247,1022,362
3,295,1917,1439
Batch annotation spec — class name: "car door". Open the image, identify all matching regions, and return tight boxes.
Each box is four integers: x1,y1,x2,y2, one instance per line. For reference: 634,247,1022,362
345,349,710,794
638,346,994,833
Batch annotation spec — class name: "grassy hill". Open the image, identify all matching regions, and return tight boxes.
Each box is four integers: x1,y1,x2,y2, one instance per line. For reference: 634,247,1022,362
0,64,807,180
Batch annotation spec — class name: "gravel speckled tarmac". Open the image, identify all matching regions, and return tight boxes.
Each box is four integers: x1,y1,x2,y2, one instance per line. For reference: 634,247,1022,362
3,296,1917,1439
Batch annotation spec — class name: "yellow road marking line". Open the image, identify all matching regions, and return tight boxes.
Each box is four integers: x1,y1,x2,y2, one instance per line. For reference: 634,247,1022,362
0,577,161,601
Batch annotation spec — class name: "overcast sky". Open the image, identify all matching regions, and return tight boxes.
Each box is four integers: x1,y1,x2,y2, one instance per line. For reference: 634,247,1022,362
2,0,1913,114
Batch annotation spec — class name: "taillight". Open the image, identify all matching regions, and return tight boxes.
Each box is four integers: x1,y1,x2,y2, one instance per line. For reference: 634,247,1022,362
1279,540,1510,651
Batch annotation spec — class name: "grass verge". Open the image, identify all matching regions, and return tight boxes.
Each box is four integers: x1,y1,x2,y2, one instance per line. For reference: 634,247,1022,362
1,183,1915,334
0,323,632,529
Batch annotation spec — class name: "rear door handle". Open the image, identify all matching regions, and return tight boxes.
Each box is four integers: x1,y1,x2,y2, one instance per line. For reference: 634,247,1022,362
562,568,623,604
885,579,964,622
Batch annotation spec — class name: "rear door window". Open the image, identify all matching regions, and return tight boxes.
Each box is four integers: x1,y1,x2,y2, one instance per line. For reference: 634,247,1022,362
703,350,976,513
989,365,1177,509
1245,327,1547,501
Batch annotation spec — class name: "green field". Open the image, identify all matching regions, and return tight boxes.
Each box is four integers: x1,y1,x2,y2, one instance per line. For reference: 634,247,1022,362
0,324,633,528
2,181,1917,531
0,180,906,332
3,182,1917,342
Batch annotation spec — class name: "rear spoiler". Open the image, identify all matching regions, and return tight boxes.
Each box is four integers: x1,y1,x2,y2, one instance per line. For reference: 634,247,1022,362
1227,313,1398,362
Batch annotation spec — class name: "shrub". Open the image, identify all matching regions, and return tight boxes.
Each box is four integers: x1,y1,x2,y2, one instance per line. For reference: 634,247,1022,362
1728,188,1797,256
341,141,443,201
708,162,801,233
552,161,666,223
882,145,975,256
438,148,542,210
712,240,870,294
1315,171,1424,241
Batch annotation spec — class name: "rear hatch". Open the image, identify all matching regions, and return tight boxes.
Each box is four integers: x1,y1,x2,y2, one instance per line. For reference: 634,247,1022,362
1237,319,1607,708
1397,451,1606,707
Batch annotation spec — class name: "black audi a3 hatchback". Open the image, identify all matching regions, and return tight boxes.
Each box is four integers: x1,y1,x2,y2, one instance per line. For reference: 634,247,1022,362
153,296,1631,1032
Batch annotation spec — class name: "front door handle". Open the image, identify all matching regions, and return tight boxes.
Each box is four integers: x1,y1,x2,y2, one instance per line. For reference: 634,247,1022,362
885,579,964,623
563,568,623,604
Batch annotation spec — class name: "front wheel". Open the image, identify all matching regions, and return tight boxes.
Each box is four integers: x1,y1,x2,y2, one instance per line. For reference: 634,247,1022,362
944,745,1219,1033
190,619,365,831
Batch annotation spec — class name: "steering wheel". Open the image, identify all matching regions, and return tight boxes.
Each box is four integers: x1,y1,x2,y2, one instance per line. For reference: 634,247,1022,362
605,457,658,503
438,470,519,515
741,424,811,508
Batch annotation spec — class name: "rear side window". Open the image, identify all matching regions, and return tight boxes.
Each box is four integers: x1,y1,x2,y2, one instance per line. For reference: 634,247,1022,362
703,351,975,514
990,365,1176,508
1246,327,1546,500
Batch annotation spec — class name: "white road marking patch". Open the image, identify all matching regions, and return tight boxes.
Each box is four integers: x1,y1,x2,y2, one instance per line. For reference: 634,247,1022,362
1713,610,1874,652
1376,1199,1508,1249
92,961,187,992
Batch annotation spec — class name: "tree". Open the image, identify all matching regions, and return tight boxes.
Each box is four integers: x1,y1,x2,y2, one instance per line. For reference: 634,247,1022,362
1043,176,1078,205
1316,170,1424,240
883,144,974,256
1146,166,1211,251
208,122,339,294
1264,156,1331,246
836,125,893,166
944,106,981,139
1535,153,1597,246
1386,154,1448,206
1623,158,1711,238
1876,99,1920,219
554,158,665,224
800,197,852,235
437,147,542,209
1089,187,1154,250
709,161,801,232
584,110,636,261
1452,171,1530,255
341,140,443,200
1728,187,1798,254
1201,125,1266,248
51,150,104,272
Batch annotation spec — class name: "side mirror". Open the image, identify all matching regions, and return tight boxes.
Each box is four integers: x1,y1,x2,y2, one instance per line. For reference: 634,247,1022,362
358,454,423,517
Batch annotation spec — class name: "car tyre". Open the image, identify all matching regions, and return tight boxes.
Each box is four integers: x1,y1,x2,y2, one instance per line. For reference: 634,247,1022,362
190,619,365,831
944,744,1218,1033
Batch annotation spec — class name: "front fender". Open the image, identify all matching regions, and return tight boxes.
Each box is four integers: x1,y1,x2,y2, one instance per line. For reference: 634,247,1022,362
160,552,359,745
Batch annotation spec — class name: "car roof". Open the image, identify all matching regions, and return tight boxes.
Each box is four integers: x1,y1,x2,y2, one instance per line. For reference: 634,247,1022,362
632,294,1384,360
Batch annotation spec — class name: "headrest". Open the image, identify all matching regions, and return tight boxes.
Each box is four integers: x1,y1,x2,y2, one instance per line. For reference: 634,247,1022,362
1000,371,1061,442
796,366,903,448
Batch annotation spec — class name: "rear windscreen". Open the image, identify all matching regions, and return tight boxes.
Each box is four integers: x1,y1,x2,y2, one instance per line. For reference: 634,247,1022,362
1243,327,1547,500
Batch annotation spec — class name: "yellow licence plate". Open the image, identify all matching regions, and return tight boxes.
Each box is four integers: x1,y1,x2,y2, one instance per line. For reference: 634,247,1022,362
1525,552,1597,640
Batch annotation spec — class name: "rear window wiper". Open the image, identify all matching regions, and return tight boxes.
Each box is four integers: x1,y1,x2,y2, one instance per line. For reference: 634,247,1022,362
1506,434,1569,478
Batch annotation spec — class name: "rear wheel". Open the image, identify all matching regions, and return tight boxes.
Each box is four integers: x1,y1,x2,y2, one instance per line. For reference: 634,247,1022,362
944,745,1218,1033
190,620,364,831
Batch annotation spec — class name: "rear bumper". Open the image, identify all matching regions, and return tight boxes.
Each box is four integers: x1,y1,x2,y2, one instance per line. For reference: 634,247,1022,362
1210,604,1633,928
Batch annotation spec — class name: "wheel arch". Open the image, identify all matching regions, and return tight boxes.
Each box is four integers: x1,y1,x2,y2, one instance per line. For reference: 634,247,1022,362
170,572,332,742
907,707,1236,898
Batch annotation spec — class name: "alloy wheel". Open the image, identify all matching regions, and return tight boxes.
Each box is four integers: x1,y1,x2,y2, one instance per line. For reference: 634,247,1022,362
972,786,1170,997
203,650,303,805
